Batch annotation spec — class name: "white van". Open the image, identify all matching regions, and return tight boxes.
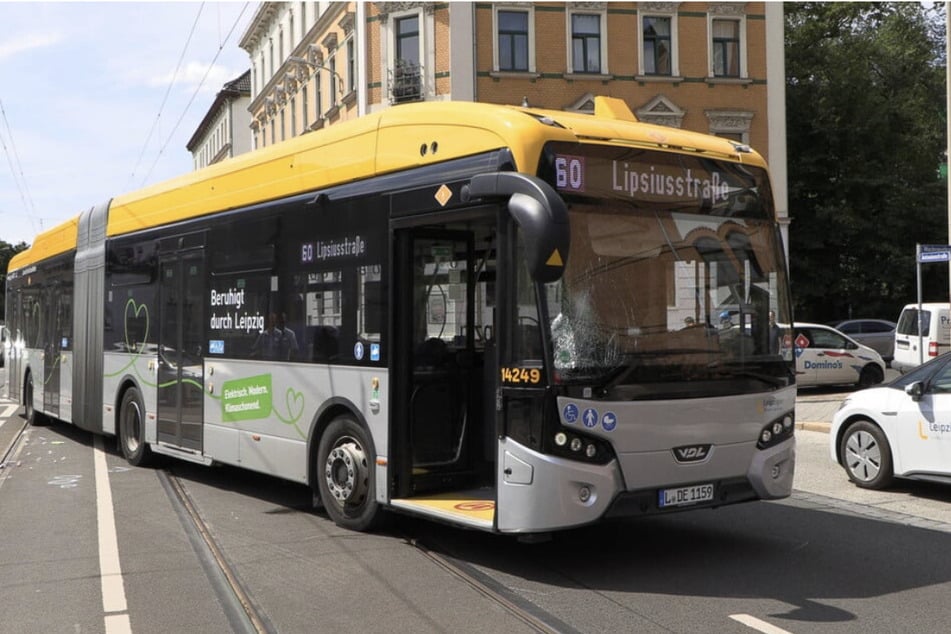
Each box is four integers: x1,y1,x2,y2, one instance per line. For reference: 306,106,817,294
893,303,951,373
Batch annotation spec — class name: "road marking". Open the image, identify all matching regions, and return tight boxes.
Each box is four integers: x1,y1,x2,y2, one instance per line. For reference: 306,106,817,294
94,434,132,632
0,403,18,419
730,614,794,634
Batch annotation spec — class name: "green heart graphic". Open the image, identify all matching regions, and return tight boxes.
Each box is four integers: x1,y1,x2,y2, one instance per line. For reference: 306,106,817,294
124,299,150,355
285,387,305,423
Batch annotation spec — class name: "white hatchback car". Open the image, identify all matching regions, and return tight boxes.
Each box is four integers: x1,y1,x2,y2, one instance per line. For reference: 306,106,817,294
793,322,886,389
831,352,951,489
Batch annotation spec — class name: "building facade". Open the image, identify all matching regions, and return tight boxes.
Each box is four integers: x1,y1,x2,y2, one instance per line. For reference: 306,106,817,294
186,71,253,169
233,1,787,241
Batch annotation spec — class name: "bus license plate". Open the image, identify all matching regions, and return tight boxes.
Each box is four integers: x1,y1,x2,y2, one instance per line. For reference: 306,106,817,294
658,483,714,508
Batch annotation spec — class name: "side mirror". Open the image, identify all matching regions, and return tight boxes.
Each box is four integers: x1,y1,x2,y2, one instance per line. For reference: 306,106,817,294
905,381,924,402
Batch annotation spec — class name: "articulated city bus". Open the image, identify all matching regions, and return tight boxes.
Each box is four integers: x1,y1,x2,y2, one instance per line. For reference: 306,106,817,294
3,97,796,535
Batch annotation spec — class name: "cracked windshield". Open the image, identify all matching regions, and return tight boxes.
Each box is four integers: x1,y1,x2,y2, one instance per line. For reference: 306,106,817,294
535,143,793,397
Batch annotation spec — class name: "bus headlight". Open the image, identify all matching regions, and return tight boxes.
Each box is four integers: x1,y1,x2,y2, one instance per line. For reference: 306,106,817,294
757,411,795,450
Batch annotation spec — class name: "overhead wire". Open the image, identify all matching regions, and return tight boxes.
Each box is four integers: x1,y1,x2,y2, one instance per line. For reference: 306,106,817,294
0,98,40,234
127,2,206,190
138,2,252,187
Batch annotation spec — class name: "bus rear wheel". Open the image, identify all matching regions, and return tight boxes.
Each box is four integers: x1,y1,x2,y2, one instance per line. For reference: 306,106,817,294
119,387,153,467
24,373,46,426
316,416,383,531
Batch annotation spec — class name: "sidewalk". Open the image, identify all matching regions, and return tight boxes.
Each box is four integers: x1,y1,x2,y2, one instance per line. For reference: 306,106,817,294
795,390,849,434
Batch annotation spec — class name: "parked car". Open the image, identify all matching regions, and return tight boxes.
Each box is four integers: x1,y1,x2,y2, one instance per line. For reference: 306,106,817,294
793,322,886,388
831,351,951,489
893,303,951,374
827,319,895,363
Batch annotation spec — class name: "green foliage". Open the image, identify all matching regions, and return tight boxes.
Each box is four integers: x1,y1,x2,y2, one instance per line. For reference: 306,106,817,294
785,2,948,323
0,239,29,319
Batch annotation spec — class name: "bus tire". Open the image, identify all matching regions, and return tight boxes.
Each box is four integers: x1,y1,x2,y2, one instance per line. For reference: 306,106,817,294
119,387,153,467
316,415,384,532
24,372,46,426
840,420,893,490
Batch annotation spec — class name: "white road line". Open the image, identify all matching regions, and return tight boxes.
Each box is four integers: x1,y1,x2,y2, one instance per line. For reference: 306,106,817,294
0,403,18,419
94,434,132,632
730,614,794,634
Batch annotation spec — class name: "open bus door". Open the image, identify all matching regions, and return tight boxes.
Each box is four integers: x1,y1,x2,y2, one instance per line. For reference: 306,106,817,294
390,215,500,530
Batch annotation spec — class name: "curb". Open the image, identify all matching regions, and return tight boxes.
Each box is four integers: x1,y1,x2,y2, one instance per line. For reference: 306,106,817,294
797,421,830,434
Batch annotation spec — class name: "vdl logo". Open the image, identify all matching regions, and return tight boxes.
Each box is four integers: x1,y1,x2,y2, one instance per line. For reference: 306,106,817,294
672,444,712,463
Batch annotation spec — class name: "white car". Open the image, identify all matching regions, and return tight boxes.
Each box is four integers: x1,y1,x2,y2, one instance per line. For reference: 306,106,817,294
793,322,886,389
831,352,951,489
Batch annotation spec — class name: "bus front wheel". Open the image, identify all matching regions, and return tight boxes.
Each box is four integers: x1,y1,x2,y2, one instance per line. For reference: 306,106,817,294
316,416,383,532
119,387,153,467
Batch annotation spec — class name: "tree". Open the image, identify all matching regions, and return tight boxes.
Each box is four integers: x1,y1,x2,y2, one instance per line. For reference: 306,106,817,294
785,2,948,323
0,239,29,319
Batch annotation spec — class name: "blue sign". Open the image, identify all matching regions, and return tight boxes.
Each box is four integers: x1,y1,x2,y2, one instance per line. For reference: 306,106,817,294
582,408,599,428
601,411,617,432
563,403,579,424
370,343,381,361
354,341,365,360
919,245,951,263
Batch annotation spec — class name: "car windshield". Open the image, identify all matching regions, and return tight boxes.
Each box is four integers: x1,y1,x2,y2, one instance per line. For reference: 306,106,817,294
891,353,951,388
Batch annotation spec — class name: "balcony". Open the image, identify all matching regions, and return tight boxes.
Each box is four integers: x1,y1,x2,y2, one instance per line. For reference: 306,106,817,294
389,59,422,105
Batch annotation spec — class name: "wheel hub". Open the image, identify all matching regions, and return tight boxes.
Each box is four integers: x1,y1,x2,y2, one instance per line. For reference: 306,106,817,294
324,441,368,504
847,432,880,480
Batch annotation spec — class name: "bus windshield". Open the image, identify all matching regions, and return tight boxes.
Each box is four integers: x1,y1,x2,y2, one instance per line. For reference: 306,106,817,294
535,143,794,398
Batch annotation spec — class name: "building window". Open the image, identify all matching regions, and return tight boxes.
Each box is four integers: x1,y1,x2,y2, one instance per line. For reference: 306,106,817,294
302,85,309,129
280,109,286,141
347,39,356,93
270,119,275,145
300,2,307,38
712,19,740,77
705,109,753,144
329,54,338,103
316,73,323,118
391,13,422,103
642,16,671,75
497,10,529,72
290,96,297,136
269,39,274,77
259,54,265,92
396,15,419,67
570,13,602,74
707,11,747,80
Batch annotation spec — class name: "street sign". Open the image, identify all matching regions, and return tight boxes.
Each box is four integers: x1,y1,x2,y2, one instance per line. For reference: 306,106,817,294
918,245,951,263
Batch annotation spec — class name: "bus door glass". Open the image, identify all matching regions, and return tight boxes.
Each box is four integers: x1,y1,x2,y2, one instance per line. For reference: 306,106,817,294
157,247,205,451
393,220,496,496
495,221,549,458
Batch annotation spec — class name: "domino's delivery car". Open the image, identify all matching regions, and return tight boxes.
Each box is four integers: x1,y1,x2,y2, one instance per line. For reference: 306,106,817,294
893,303,951,373
793,322,886,388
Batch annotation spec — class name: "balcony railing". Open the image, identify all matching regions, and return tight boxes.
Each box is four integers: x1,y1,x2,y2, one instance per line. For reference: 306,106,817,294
389,59,422,104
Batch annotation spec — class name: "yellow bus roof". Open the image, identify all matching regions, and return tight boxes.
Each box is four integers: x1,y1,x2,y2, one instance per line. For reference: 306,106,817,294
7,217,79,273
9,97,766,273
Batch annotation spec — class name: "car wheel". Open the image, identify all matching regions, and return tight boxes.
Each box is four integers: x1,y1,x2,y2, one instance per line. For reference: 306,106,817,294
840,420,893,489
857,365,884,389
316,415,384,532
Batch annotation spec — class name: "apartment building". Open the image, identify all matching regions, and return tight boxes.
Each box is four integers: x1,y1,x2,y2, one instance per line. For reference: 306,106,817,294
229,2,787,238
186,70,253,169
